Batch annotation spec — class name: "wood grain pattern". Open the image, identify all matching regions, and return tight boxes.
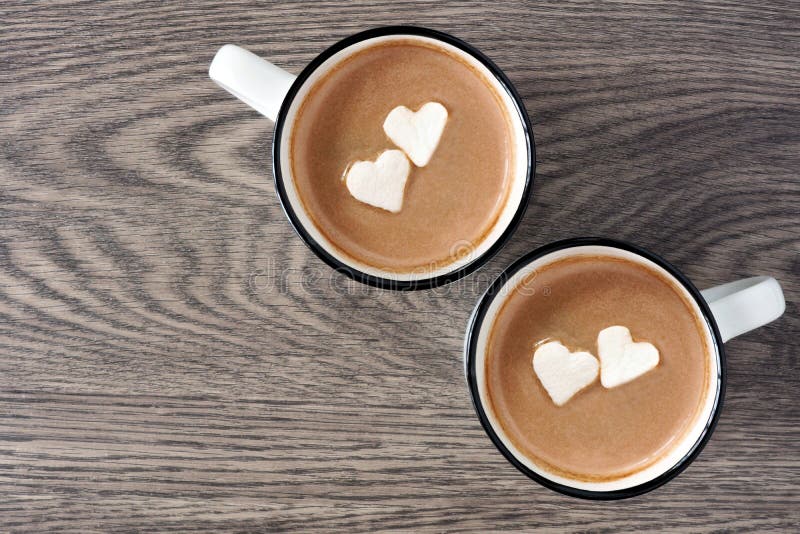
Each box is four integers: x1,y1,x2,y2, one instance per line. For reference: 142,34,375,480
1,0,798,531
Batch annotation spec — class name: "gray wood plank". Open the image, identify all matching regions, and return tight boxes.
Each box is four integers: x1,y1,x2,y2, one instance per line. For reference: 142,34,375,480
0,0,797,531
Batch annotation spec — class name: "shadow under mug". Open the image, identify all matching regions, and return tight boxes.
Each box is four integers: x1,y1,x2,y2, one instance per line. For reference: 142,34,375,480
209,26,535,290
464,237,786,500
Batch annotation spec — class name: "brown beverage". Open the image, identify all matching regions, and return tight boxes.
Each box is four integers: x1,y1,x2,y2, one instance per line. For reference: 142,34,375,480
486,255,711,481
290,40,514,272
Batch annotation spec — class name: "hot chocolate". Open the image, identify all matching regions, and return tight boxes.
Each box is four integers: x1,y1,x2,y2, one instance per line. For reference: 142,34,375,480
485,255,712,481
290,40,514,273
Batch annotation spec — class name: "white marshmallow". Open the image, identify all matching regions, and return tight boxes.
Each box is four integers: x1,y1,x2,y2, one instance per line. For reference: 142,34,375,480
383,102,448,167
344,149,411,213
597,326,660,388
532,341,600,406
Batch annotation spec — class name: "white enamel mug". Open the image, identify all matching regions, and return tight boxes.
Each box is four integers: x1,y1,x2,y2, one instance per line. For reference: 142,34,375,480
464,238,786,499
209,26,534,290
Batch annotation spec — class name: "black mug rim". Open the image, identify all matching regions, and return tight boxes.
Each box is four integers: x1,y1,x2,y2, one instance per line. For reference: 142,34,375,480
464,237,727,500
271,25,535,291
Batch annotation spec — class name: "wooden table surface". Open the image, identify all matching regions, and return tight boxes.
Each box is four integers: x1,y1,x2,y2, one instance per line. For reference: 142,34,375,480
2,1,798,531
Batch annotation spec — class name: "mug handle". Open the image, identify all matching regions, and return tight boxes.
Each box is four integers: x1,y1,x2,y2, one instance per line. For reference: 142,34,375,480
701,276,785,342
208,45,297,121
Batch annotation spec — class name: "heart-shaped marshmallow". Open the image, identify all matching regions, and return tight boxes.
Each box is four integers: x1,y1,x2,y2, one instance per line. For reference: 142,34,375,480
344,149,411,213
383,102,448,167
597,326,660,388
532,341,600,406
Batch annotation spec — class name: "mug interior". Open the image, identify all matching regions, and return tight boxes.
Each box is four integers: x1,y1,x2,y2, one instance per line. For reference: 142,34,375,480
466,242,723,496
274,29,531,286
